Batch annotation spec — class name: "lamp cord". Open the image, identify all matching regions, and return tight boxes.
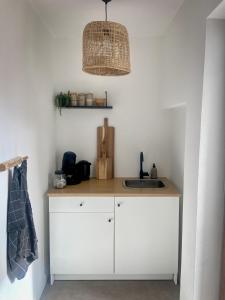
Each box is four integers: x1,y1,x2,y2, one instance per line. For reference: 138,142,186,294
105,2,108,21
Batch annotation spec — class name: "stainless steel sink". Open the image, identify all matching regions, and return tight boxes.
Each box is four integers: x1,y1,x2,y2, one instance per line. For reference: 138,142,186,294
123,179,165,188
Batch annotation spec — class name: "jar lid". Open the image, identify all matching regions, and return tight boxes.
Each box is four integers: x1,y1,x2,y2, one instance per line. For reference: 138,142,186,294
55,170,64,175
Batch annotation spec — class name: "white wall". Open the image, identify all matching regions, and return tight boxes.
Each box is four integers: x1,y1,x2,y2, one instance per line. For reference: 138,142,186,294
161,0,223,299
194,19,225,300
0,1,55,300
169,107,186,194
54,37,172,178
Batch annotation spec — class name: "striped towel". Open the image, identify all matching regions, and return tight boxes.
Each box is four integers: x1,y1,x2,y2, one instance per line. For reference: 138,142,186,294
7,160,38,280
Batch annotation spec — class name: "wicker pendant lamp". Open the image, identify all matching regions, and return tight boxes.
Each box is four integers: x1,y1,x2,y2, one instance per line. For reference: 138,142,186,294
83,0,131,76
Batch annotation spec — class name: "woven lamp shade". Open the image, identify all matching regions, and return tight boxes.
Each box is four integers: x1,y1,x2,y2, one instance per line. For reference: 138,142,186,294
83,21,131,76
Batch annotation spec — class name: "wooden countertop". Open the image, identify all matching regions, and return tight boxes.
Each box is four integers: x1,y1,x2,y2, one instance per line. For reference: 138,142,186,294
48,177,180,197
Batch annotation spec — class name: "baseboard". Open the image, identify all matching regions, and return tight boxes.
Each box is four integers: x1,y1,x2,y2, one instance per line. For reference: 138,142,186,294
53,274,174,281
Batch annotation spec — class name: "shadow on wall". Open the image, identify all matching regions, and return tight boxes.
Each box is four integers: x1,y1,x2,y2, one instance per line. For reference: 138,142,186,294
6,170,16,284
168,105,186,283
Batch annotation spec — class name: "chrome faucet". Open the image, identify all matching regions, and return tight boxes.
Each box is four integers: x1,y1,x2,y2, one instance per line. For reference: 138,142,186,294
139,152,149,179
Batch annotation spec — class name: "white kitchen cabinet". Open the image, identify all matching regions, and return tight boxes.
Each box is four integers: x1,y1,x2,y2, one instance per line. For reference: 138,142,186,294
49,195,179,284
49,197,114,284
115,197,179,282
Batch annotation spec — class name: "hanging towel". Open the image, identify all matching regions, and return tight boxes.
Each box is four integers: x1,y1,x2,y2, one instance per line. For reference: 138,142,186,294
7,160,38,280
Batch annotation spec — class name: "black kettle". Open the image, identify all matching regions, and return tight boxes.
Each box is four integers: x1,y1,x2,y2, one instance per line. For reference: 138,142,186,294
62,151,76,174
62,151,81,185
75,160,91,181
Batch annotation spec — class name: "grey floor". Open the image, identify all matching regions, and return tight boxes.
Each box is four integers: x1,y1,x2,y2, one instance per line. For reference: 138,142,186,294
41,281,180,300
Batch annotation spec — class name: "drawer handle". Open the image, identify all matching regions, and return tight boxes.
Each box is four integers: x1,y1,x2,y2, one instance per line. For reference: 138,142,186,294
80,203,84,207
117,203,121,207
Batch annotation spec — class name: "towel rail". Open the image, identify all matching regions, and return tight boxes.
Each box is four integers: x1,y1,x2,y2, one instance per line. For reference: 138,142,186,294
0,156,28,172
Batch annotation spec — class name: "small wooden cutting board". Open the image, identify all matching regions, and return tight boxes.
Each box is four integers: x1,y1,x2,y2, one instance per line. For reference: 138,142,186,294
96,156,113,180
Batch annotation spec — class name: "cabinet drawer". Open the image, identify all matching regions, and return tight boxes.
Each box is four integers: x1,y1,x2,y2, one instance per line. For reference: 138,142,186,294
49,196,114,213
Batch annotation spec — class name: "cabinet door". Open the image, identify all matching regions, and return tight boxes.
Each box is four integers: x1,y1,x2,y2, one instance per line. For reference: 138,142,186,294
115,197,179,275
50,212,114,274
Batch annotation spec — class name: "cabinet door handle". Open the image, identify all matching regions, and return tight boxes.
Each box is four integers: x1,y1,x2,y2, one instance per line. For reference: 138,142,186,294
108,218,112,223
80,203,83,207
117,203,121,207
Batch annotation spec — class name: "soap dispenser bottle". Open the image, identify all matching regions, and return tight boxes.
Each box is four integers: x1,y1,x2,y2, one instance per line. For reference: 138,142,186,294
150,163,158,179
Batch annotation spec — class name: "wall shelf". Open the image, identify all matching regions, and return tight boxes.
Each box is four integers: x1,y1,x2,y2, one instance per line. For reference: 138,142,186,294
61,106,113,110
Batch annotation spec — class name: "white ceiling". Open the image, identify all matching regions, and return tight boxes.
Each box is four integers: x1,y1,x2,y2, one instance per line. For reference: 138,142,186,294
30,0,184,38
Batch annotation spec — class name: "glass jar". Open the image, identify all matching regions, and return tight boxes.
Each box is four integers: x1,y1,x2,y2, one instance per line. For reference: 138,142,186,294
71,93,78,106
54,170,66,189
77,93,86,106
86,93,94,106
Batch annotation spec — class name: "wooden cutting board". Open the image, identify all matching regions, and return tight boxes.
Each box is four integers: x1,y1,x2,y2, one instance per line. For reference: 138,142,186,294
96,118,114,179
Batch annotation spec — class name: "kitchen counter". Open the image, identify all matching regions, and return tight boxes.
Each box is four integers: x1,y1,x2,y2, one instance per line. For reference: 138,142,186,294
48,177,180,197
